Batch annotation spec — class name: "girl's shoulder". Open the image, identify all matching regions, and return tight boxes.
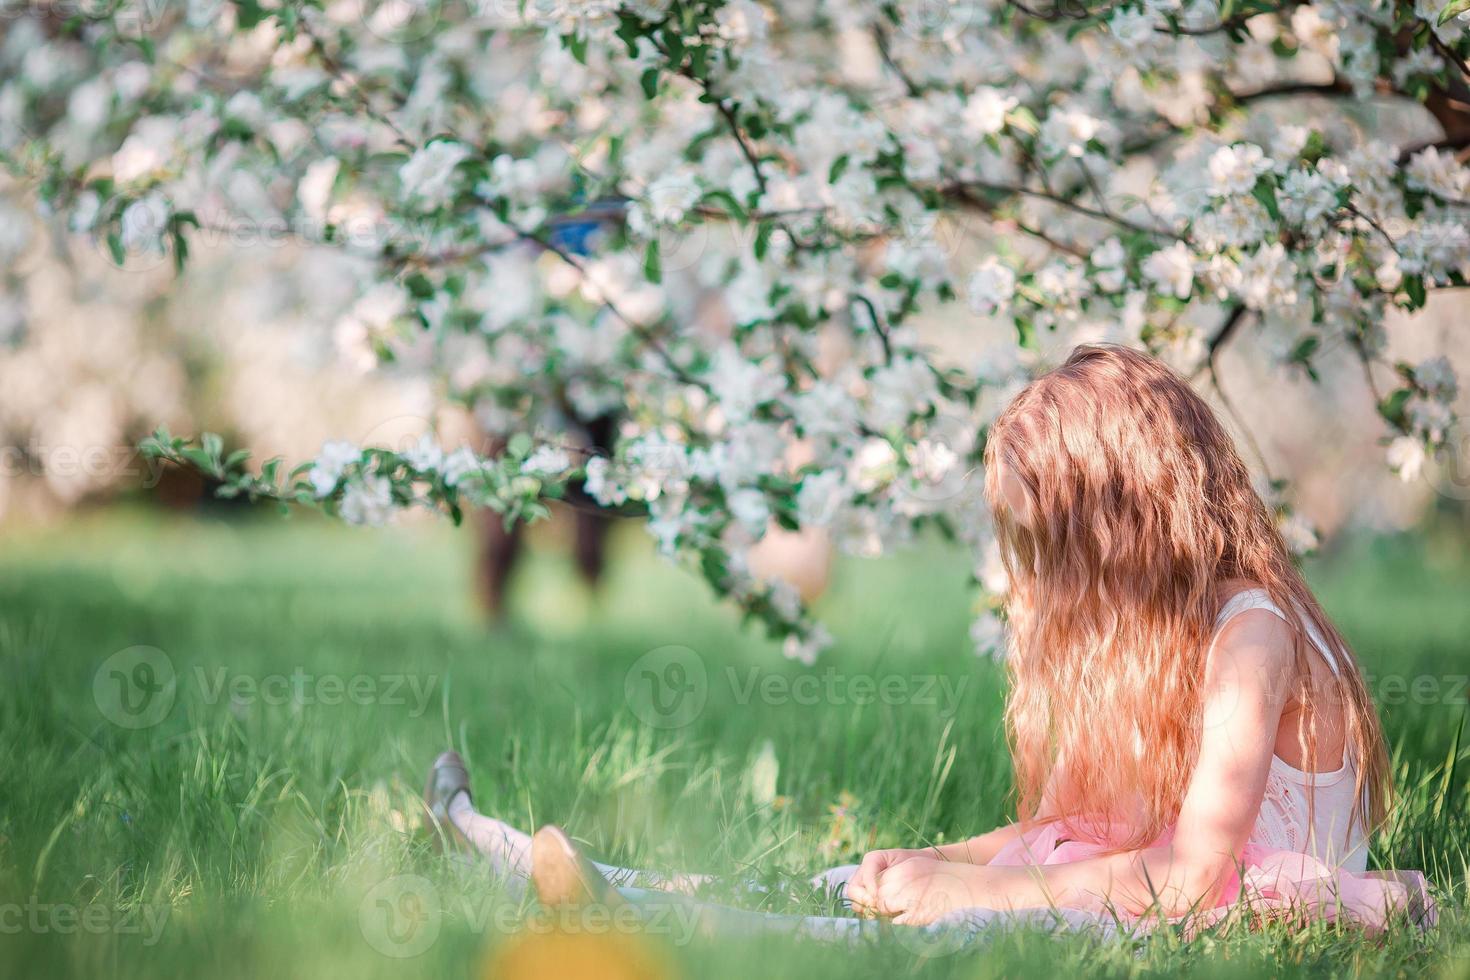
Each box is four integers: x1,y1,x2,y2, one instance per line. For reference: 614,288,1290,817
1212,580,1342,678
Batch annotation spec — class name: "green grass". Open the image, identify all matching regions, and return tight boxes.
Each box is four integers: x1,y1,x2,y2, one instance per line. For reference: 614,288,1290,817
0,507,1467,978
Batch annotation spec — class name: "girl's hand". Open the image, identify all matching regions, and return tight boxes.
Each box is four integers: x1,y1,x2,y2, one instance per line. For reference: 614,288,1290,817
845,848,930,915
872,857,981,925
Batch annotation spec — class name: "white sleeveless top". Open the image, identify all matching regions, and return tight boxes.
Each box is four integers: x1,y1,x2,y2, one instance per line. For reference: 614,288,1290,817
1214,589,1368,872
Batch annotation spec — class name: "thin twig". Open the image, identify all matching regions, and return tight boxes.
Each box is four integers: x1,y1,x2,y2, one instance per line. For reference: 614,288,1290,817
872,26,922,98
948,181,1180,239
1196,305,1249,379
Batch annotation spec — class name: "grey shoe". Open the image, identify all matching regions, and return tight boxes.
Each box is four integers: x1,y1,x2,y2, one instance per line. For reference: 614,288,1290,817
423,750,473,852
531,825,625,909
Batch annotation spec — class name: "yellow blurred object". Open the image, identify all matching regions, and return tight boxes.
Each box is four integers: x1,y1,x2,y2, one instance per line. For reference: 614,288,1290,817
483,928,679,980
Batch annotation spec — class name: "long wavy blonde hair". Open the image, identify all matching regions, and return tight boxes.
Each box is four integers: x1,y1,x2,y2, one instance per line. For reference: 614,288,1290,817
984,344,1389,848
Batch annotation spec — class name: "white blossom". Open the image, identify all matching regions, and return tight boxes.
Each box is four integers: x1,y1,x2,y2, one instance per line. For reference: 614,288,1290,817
111,116,177,184
850,438,899,493
962,88,1017,138
298,157,340,224
905,439,959,485
1387,435,1427,482
1236,242,1298,310
783,624,831,665
340,475,395,526
1039,108,1102,159
1277,512,1319,555
441,446,484,487
1279,169,1339,226
866,358,936,431
728,487,770,536
797,469,849,527
709,347,785,423
583,456,627,506
1092,238,1128,293
1142,242,1195,299
403,435,444,472
1207,143,1273,197
1414,355,1459,401
399,140,471,207
967,258,1016,317
1405,147,1470,200
794,381,860,441
522,445,573,476
310,440,361,498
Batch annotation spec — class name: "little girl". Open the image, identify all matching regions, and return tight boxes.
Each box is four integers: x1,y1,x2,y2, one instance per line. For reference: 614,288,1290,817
424,344,1434,940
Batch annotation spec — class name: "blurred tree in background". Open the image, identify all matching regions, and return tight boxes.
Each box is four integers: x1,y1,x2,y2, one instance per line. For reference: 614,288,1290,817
2,0,1468,655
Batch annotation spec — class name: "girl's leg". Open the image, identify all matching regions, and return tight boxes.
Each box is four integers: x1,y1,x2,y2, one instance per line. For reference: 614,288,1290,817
446,792,532,878
431,751,857,901
447,794,716,893
526,825,886,946
449,803,965,948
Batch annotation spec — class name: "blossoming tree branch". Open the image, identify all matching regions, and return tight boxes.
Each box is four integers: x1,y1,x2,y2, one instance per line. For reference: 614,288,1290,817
4,0,1466,660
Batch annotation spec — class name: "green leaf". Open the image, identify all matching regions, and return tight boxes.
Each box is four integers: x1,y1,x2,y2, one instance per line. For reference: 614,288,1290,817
640,68,660,100
614,15,643,56
662,27,685,64
564,31,588,64
643,238,662,284
1378,388,1413,427
753,220,774,261
1439,0,1470,25
1015,317,1036,350
828,154,850,185
1404,274,1427,309
404,272,434,300
181,447,218,476
506,432,533,460
1251,180,1280,222
232,0,266,29
700,189,745,221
